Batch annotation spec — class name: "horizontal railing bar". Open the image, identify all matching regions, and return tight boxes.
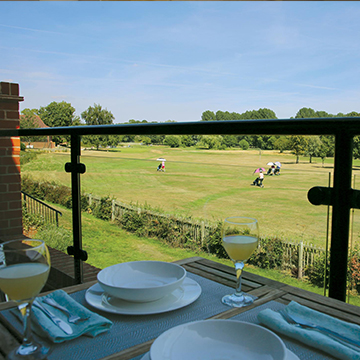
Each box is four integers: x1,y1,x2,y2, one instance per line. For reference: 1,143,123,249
1,117,360,137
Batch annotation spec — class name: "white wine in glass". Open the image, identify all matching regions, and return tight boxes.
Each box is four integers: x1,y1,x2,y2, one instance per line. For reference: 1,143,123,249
222,217,259,307
0,239,51,359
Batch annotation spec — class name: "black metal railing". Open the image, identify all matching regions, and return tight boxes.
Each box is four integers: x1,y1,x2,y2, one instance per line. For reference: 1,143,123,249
22,191,62,226
2,117,360,302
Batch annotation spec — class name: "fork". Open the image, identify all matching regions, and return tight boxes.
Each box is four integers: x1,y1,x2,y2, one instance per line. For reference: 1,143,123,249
42,297,90,324
279,309,360,349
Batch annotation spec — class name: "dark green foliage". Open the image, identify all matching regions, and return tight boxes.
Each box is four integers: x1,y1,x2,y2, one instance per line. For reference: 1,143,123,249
203,221,228,258
248,237,284,269
305,251,330,288
21,175,89,210
22,201,45,231
91,196,113,221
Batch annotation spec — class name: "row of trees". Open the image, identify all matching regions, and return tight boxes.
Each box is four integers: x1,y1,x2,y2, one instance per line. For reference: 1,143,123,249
20,102,360,161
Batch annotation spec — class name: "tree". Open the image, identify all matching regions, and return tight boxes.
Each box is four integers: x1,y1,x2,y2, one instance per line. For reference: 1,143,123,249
198,135,224,149
273,136,290,153
37,101,80,145
20,109,44,144
295,107,318,118
164,135,181,148
305,136,322,163
201,110,216,121
81,104,117,150
289,136,308,163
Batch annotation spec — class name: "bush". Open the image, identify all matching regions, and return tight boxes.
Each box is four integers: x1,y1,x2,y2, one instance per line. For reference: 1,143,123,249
305,251,329,288
203,221,228,258
91,196,113,221
20,150,39,165
248,237,284,269
21,175,89,211
22,201,45,232
239,139,249,150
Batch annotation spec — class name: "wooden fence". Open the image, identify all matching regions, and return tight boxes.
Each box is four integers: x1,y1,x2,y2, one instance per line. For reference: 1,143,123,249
87,194,326,278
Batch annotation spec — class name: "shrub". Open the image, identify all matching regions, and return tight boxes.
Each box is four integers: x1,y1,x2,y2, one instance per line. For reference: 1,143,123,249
91,196,113,221
248,237,284,269
305,251,329,288
22,201,45,232
203,221,228,258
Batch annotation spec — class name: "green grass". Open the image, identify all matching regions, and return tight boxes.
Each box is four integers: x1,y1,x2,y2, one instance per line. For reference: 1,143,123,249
21,146,360,248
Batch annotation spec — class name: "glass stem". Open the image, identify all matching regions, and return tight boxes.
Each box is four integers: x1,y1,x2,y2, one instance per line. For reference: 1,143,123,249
19,301,35,351
234,261,244,296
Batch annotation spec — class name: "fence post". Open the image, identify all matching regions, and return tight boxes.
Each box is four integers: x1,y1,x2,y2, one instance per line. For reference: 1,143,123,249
201,221,205,246
298,241,303,279
88,194,92,207
112,199,115,221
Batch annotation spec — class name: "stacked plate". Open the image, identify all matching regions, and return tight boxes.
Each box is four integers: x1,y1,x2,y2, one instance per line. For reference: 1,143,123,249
141,320,300,360
85,261,201,315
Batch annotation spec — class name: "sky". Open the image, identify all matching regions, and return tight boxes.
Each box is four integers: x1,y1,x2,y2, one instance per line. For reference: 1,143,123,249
1,1,360,123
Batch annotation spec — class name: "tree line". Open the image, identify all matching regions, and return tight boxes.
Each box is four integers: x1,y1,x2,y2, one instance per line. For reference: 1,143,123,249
20,102,360,162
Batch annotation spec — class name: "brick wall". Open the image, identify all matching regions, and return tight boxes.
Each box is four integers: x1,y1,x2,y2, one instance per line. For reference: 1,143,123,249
0,82,24,238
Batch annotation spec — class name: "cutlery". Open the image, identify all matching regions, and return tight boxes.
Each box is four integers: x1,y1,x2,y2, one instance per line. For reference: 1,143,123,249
279,309,360,349
42,297,90,324
33,299,73,335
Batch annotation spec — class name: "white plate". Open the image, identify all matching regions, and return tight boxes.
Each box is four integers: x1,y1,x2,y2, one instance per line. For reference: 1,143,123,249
150,320,287,360
141,349,299,360
85,277,201,315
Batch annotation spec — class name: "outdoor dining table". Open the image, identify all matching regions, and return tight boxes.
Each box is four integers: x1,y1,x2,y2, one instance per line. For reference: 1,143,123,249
0,256,359,360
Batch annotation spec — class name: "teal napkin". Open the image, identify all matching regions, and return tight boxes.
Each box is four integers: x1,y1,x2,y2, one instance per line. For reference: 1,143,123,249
31,290,112,343
257,301,360,360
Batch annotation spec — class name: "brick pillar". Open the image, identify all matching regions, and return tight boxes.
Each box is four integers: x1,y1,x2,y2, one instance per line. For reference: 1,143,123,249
0,82,24,239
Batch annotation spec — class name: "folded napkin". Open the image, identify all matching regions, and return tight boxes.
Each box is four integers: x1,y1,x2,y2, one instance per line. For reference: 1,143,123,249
257,301,360,360
30,289,112,343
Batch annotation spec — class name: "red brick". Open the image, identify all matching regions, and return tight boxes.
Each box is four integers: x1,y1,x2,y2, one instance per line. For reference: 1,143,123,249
9,183,21,192
0,184,7,192
6,165,21,174
0,174,21,185
9,201,21,210
12,149,20,156
5,111,19,120
0,102,18,110
10,218,22,227
10,83,19,96
0,120,19,129
0,110,4,119
0,82,10,95
0,202,9,211
0,157,20,166
0,192,21,202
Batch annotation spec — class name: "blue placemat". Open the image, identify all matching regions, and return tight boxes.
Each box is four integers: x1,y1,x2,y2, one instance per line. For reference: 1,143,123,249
2,272,235,360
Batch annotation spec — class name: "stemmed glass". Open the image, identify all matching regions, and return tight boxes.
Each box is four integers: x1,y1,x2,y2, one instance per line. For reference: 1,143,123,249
222,217,259,307
0,239,51,359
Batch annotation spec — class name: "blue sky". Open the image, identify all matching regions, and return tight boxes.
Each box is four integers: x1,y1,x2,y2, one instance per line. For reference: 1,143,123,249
1,1,359,123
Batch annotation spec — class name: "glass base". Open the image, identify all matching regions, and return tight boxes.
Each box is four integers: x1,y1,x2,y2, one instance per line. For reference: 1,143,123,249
7,342,50,360
222,293,254,308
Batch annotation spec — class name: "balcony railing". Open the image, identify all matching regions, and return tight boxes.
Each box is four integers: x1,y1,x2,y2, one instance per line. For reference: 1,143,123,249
2,117,360,302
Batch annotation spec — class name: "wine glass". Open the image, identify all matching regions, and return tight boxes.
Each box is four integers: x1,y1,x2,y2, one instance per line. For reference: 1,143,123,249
0,239,51,359
222,217,259,307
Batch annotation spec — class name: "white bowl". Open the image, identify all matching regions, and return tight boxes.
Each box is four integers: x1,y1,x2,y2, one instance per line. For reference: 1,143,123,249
150,320,287,360
97,261,186,302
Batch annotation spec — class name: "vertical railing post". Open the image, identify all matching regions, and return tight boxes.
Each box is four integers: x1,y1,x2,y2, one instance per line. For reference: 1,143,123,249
329,131,353,301
66,134,87,284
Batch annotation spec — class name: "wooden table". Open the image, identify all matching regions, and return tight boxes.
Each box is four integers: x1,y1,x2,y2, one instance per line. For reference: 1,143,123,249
1,257,359,360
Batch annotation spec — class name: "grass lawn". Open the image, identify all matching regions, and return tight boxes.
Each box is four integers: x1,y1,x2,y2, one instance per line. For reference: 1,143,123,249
22,145,360,248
